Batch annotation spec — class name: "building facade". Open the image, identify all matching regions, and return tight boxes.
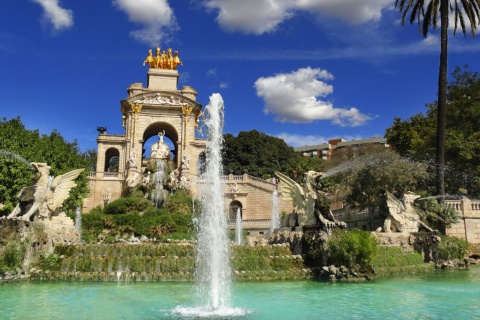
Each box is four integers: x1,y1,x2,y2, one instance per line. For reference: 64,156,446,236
294,137,390,160
82,49,292,233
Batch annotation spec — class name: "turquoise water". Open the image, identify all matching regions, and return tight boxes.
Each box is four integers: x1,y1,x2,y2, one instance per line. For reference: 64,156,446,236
1,267,479,319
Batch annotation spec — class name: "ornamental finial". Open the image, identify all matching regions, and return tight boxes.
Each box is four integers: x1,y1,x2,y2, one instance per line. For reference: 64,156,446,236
143,47,183,70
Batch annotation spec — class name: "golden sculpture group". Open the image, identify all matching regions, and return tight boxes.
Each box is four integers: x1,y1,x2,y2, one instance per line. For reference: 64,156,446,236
143,47,182,70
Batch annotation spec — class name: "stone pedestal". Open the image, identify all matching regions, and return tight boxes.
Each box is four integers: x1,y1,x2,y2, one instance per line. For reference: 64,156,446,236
147,69,179,91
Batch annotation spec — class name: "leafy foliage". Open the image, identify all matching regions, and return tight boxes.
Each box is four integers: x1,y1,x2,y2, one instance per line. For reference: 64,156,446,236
414,198,461,233
222,130,297,179
385,66,480,197
104,195,152,215
436,235,471,261
330,150,429,213
0,240,27,273
0,117,96,216
82,189,196,242
327,229,378,268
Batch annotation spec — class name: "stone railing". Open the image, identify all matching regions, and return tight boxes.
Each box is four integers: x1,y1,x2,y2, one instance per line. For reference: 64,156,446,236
445,199,480,216
222,174,275,190
228,219,272,229
87,172,126,179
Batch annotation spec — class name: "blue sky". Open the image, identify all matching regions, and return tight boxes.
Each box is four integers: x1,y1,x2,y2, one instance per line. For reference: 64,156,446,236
2,0,480,152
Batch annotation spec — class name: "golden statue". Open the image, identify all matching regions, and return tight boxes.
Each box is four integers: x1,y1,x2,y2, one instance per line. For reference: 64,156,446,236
144,47,183,70
143,49,154,68
195,110,203,128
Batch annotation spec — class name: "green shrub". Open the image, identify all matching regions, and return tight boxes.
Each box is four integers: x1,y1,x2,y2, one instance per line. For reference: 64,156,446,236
0,240,27,272
372,246,424,268
37,252,61,271
104,197,152,215
436,235,471,261
164,189,194,215
327,229,378,267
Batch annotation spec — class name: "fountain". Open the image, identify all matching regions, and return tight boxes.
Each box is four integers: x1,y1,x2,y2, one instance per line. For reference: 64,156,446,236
149,131,170,207
270,189,280,233
235,207,242,245
150,159,168,208
174,93,248,317
75,206,82,241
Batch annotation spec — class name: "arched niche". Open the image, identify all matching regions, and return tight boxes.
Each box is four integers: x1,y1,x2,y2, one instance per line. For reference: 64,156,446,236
104,147,120,172
142,122,179,163
229,200,243,221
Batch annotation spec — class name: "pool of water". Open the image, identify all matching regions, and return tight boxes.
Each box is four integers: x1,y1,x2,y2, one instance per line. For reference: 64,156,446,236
1,267,479,319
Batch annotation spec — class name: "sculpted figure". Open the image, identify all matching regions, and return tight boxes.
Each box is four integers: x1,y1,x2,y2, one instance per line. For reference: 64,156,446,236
173,51,182,69
143,49,154,68
144,48,182,70
128,150,137,169
275,171,346,229
166,48,174,69
154,47,163,68
150,131,170,160
181,154,190,170
168,169,179,191
8,163,84,221
383,192,433,233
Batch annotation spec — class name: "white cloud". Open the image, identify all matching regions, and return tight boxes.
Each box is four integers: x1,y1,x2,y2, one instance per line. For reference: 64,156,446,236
254,67,372,126
204,0,391,34
275,133,328,147
32,0,73,31
297,0,391,24
113,0,177,46
204,0,295,34
219,82,229,89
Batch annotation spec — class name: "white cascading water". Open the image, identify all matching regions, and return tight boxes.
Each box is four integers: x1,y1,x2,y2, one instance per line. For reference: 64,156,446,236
174,93,248,317
75,206,82,242
151,159,168,207
270,189,280,233
235,207,242,245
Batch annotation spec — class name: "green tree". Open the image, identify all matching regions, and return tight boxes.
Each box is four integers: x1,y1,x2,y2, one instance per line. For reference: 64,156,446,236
331,151,429,229
222,130,297,179
287,156,325,182
0,117,96,216
385,66,480,197
395,0,480,199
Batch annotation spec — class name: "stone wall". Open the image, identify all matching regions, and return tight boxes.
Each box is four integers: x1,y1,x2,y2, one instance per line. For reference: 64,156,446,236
445,198,480,244
334,197,480,244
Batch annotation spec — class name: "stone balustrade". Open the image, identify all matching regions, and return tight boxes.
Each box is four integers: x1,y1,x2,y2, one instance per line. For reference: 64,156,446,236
228,219,272,230
87,172,126,179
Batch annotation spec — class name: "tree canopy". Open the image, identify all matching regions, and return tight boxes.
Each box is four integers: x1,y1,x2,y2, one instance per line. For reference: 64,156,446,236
222,130,297,179
0,117,96,215
385,66,480,197
330,150,429,213
395,0,480,198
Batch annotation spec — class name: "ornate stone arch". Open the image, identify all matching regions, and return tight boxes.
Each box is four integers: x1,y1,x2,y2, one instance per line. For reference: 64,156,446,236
142,121,179,163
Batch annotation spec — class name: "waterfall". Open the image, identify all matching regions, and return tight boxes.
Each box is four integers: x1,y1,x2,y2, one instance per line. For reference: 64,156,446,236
151,159,168,208
235,207,242,245
270,189,280,233
75,207,82,242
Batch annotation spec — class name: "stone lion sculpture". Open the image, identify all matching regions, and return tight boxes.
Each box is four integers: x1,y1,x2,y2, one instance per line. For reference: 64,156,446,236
382,191,433,233
275,171,346,229
7,163,84,222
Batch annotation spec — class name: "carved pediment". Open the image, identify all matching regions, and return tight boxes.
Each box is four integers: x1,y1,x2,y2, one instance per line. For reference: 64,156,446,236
132,93,192,106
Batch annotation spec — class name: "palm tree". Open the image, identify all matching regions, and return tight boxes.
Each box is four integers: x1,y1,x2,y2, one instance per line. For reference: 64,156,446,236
395,0,480,200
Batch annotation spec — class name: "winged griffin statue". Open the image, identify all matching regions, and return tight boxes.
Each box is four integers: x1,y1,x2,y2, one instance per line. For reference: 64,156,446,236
7,163,84,222
275,171,346,229
382,191,433,233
